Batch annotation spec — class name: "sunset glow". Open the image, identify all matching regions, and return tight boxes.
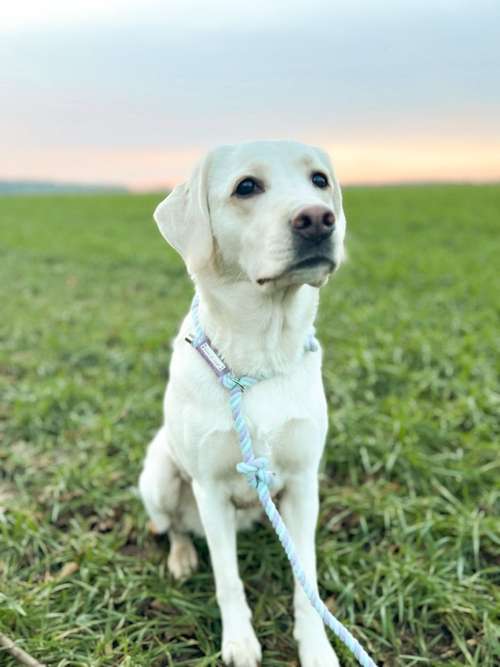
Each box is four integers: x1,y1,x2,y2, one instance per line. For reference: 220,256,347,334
2,0,499,189
5,139,500,191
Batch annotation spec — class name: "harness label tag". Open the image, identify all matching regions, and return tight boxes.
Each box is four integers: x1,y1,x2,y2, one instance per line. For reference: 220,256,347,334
197,340,228,376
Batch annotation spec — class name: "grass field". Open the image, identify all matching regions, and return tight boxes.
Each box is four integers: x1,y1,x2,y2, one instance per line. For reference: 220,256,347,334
1,185,499,667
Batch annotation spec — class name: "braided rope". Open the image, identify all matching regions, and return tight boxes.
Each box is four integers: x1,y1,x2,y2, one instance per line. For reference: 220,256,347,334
190,294,377,667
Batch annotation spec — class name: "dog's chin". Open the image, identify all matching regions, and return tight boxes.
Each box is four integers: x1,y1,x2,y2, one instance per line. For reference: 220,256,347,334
256,257,336,290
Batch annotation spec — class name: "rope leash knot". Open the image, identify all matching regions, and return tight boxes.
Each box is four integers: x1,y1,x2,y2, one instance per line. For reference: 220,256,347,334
187,293,378,667
236,456,274,489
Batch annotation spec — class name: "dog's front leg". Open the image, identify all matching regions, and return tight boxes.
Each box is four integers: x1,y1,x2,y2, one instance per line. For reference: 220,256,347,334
192,480,261,667
280,470,340,667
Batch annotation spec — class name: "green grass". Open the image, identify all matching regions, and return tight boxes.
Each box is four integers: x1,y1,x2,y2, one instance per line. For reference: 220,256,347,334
1,186,499,666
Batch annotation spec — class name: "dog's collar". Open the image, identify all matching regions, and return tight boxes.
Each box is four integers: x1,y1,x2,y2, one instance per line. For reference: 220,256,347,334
185,292,319,390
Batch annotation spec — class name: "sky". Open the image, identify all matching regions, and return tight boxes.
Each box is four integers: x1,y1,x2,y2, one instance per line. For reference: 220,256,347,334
2,0,500,188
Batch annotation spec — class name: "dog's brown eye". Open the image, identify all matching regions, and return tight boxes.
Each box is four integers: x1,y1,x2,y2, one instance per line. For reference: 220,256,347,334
311,172,329,189
234,177,263,197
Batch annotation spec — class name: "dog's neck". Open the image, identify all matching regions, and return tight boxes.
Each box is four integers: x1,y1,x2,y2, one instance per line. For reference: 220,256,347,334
193,280,319,378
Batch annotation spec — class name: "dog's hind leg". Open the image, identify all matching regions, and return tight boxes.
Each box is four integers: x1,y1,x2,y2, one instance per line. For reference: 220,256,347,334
139,426,198,579
139,426,180,534
139,428,198,579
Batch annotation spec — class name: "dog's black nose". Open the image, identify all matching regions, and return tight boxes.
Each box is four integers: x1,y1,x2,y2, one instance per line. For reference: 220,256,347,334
291,205,335,242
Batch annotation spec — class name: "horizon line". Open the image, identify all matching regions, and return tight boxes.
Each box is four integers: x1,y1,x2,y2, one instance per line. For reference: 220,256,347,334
2,176,500,197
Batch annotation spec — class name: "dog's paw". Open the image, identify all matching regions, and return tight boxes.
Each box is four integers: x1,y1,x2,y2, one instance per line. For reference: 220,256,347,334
147,519,167,535
222,629,262,667
298,635,340,667
167,537,198,580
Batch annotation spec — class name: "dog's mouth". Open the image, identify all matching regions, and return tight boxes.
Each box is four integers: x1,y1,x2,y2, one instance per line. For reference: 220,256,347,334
257,256,335,286
289,256,335,272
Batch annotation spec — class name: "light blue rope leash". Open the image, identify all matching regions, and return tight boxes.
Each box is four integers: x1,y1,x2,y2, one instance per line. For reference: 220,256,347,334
189,293,377,667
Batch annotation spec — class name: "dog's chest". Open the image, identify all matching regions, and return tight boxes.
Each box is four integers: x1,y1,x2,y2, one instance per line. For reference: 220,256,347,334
203,409,327,509
169,338,328,503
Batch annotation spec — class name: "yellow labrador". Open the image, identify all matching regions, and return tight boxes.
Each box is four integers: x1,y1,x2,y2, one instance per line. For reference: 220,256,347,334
139,140,346,667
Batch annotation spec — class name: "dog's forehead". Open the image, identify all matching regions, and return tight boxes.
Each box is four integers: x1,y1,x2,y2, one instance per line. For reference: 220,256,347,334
207,141,330,189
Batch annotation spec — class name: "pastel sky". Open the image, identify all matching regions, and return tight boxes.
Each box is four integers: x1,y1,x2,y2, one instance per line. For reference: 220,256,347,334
2,0,500,188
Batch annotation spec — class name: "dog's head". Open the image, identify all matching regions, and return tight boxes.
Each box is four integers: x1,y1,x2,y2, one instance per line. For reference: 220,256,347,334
154,140,346,290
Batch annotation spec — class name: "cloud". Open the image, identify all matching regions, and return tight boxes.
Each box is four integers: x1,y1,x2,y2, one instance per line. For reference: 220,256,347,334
1,0,499,185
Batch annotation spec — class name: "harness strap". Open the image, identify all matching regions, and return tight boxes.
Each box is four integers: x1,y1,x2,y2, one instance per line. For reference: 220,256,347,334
187,292,378,667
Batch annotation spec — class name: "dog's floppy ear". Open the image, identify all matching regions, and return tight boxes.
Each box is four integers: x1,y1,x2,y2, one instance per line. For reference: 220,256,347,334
153,154,213,274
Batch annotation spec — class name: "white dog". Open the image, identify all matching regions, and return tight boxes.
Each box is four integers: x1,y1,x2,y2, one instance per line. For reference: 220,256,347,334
139,140,346,667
